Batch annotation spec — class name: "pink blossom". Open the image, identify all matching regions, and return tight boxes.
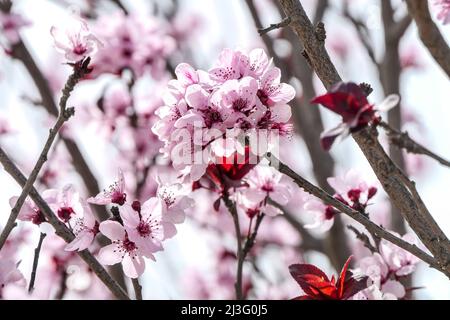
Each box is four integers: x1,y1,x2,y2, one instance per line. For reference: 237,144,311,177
120,199,176,258
378,233,421,276
353,233,421,300
46,184,84,223
98,220,145,278
302,198,336,231
51,18,102,62
0,11,30,45
327,169,378,212
435,0,450,24
9,195,48,225
243,166,293,208
88,169,127,206
65,202,99,252
156,179,195,224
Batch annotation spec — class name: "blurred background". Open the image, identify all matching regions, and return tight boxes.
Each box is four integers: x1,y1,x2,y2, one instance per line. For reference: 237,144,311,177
0,0,449,299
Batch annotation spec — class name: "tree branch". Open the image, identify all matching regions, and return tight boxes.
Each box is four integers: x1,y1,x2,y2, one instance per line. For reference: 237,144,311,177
406,0,450,78
267,153,448,277
379,121,450,168
28,232,47,293
0,59,90,250
0,147,130,300
277,0,450,274
222,189,244,300
132,278,143,300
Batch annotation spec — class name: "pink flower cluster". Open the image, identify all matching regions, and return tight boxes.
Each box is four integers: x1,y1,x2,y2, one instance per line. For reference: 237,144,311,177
90,12,176,78
435,0,450,24
152,48,296,181
91,171,193,278
353,233,421,300
9,170,193,279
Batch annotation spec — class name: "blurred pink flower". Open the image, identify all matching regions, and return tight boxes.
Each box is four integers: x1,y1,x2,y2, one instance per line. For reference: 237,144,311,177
46,184,84,223
243,166,293,208
65,202,99,251
0,11,30,45
435,0,450,24
0,259,25,298
51,18,102,62
88,169,127,206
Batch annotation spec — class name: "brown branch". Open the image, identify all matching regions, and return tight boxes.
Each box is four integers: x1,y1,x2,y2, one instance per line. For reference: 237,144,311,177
258,16,291,35
277,0,450,274
269,200,324,253
379,122,450,168
0,59,90,250
342,6,380,68
132,278,143,300
347,225,377,253
0,146,130,300
406,0,450,78
1,2,127,290
222,190,244,300
242,213,265,259
28,232,47,293
267,153,448,277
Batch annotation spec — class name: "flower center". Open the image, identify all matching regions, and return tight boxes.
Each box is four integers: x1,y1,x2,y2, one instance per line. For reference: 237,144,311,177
73,44,87,55
136,221,151,238
262,181,274,193
57,207,75,222
32,209,46,225
122,236,137,252
111,192,127,205
232,98,248,112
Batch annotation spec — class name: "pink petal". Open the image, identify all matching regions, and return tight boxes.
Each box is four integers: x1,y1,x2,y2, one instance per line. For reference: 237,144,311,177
122,254,145,278
99,221,125,241
98,244,123,265
65,231,94,252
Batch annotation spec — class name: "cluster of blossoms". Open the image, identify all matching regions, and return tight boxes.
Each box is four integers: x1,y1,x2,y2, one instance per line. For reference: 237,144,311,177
152,48,296,182
9,170,193,278
435,0,450,24
302,169,377,231
90,12,176,79
353,234,421,300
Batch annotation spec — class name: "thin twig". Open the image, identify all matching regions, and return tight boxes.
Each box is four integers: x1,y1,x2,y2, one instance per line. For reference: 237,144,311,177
379,121,450,168
267,152,449,278
28,232,47,293
347,225,377,253
222,190,244,300
0,147,130,300
258,16,291,35
0,60,90,250
242,213,264,258
132,278,143,300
